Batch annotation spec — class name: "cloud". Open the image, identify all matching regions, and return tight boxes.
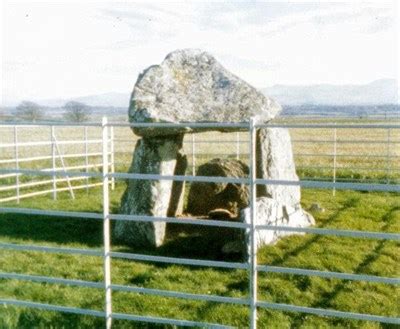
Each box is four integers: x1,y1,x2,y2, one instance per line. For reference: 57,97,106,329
1,1,397,103
308,5,394,34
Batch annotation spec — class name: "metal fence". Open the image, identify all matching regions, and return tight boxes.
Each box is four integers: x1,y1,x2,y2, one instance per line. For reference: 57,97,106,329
1,121,399,203
0,123,116,203
0,119,399,328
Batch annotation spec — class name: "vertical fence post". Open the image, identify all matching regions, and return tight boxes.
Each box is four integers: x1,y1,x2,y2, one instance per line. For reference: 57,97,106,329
52,131,75,199
386,128,391,185
84,126,89,193
51,126,57,200
236,131,240,160
191,134,196,176
333,124,337,196
249,118,257,329
110,126,115,190
102,117,112,329
13,125,20,203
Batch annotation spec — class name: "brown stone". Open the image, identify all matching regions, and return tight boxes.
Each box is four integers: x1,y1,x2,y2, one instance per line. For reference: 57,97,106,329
186,158,249,216
208,208,235,220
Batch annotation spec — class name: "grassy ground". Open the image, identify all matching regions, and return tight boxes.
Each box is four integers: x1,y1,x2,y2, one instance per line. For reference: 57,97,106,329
1,119,399,327
0,183,399,328
1,120,399,188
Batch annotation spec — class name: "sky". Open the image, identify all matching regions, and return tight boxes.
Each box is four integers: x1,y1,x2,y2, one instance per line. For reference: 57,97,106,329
0,0,398,105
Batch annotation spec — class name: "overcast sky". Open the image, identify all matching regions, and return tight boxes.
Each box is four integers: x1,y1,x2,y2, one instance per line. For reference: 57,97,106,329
0,0,398,105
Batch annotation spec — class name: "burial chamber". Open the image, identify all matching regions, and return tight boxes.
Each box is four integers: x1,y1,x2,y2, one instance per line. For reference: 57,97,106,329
115,49,314,252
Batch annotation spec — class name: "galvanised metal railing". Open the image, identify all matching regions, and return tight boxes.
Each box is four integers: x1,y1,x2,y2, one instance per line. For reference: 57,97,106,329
1,120,399,203
0,119,399,328
0,123,115,203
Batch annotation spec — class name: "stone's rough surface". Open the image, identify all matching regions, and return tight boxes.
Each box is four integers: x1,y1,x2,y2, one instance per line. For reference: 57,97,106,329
309,203,325,213
130,49,281,137
222,240,243,254
240,197,315,257
167,152,187,217
208,208,236,220
116,135,184,247
186,158,249,216
118,49,314,249
256,128,301,206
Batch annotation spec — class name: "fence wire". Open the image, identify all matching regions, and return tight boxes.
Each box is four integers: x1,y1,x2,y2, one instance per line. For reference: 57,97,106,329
0,119,399,328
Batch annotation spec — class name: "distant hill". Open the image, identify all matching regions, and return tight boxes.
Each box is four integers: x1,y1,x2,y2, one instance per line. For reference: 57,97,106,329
262,79,398,106
3,79,398,112
39,79,397,108
38,92,130,108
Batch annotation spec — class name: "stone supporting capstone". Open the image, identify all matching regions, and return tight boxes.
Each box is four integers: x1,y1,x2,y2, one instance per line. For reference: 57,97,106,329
167,151,187,217
116,134,185,247
239,197,315,260
256,127,301,207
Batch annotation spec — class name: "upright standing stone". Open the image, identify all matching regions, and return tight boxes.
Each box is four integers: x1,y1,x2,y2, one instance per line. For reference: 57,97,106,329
240,197,315,259
167,151,187,217
256,128,301,207
116,135,184,247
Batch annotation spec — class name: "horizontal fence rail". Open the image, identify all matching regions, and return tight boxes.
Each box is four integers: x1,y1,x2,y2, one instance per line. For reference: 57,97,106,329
0,118,399,328
0,123,115,203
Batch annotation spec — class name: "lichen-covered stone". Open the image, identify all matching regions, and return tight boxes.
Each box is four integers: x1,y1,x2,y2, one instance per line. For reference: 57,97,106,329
130,49,281,137
167,152,187,217
256,128,301,206
118,49,314,250
116,135,184,247
240,197,315,258
186,158,249,216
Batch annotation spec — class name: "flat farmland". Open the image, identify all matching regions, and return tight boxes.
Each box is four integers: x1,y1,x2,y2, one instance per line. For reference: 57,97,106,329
0,118,399,327
1,118,399,190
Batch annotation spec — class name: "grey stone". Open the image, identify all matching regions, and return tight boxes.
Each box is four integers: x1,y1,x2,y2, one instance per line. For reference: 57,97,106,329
116,135,184,247
222,240,243,255
117,49,314,249
309,203,325,213
256,128,301,207
186,158,249,216
167,152,187,217
130,49,281,137
241,197,315,257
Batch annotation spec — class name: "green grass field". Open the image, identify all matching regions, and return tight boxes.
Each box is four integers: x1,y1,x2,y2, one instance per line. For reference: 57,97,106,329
0,119,399,327
0,183,399,328
1,121,399,202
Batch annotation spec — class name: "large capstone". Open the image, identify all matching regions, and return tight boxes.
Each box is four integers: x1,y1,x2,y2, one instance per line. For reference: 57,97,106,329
130,49,281,137
116,135,185,247
256,128,301,206
186,158,249,216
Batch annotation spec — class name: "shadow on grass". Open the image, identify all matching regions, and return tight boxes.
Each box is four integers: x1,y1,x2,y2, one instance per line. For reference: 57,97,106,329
226,196,361,293
0,210,243,265
115,223,244,265
0,213,103,247
12,309,178,329
268,196,361,267
290,204,400,328
13,311,101,329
